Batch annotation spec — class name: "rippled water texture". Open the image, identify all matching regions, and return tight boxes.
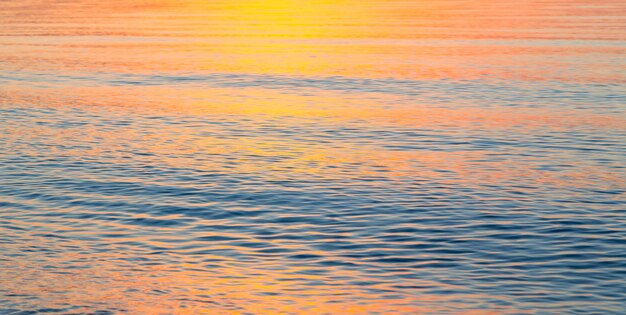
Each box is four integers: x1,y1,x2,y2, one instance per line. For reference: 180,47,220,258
1,1,626,314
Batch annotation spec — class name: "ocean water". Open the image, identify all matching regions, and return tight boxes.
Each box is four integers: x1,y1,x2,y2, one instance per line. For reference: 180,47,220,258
1,1,625,314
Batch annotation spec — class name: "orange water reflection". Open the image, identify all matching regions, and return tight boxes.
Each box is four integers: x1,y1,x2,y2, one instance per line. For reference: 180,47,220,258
1,0,625,81
3,84,623,190
1,216,513,315
1,1,625,314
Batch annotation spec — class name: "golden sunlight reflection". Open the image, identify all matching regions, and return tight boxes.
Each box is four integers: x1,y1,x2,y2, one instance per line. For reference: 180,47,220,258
1,0,625,314
2,84,624,190
2,0,624,80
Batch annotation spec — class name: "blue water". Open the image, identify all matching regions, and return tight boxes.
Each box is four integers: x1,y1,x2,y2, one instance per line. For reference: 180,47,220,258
1,1,626,314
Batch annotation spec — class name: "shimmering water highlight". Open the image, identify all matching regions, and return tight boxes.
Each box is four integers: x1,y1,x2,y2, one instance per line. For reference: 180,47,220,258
1,1,626,314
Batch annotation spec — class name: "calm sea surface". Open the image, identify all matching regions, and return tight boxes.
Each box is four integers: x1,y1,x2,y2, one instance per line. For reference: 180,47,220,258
1,1,625,314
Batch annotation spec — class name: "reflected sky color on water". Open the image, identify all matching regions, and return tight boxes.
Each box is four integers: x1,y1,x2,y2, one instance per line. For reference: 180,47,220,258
1,1,626,314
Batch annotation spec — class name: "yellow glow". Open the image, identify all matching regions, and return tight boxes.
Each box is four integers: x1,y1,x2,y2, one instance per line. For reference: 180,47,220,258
187,0,371,38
